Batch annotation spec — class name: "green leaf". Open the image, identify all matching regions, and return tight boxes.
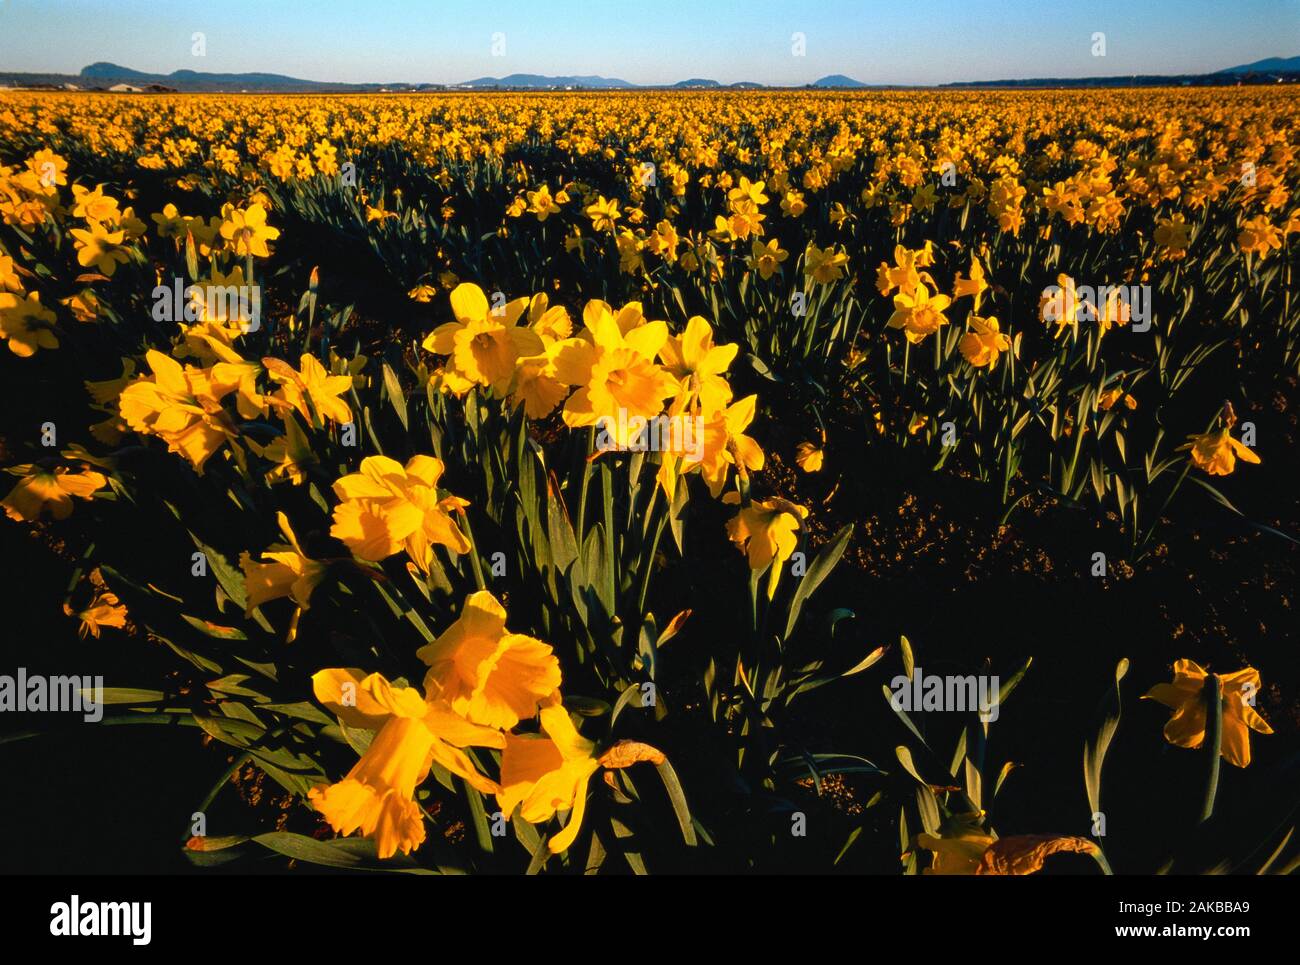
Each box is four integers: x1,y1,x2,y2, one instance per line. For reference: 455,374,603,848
252,832,437,873
783,523,852,639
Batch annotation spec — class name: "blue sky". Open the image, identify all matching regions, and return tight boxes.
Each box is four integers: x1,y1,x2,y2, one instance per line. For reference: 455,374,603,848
0,0,1296,86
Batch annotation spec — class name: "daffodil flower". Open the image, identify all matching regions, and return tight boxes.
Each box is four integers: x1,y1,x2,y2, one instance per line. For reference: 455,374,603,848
309,668,504,859
1143,659,1273,767
417,590,562,731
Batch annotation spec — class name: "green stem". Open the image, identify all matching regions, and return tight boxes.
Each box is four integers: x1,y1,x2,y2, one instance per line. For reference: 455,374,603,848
576,428,595,545
183,752,251,842
1198,673,1223,825
459,511,487,591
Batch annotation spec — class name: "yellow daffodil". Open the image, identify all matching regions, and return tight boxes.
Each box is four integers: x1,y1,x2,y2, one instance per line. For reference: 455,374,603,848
1038,274,1093,338
0,291,58,356
417,589,561,730
887,283,951,344
584,194,621,232
551,302,677,445
309,668,503,858
876,244,936,297
219,202,280,258
118,349,238,473
2,462,107,521
330,454,471,571
958,314,1010,368
66,590,128,640
1177,427,1260,476
264,353,353,425
70,219,132,276
804,242,849,284
795,441,824,472
747,237,788,280
657,315,737,414
723,493,808,598
1144,660,1273,767
952,255,988,309
422,283,543,396
1237,215,1282,258
497,694,665,854
240,511,328,615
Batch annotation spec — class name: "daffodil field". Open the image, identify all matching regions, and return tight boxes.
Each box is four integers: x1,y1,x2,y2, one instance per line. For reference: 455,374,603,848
1,88,1297,876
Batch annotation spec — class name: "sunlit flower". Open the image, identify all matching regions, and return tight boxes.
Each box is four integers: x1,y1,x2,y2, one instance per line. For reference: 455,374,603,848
723,493,809,598
2,462,107,522
887,283,951,345
218,202,280,258
66,590,128,640
1178,426,1259,475
795,441,824,473
309,668,503,858
0,291,58,356
417,589,561,730
1143,659,1272,767
330,455,471,571
264,353,353,425
958,314,1010,368
240,511,328,616
118,350,238,473
422,283,543,396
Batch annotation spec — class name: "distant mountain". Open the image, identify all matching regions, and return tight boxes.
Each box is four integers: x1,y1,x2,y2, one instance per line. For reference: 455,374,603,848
1218,55,1300,74
80,62,156,81
458,74,634,89
74,62,399,91
2,61,1296,94
812,74,867,88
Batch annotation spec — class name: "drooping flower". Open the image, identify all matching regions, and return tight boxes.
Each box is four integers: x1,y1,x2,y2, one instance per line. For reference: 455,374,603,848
240,512,328,616
308,669,504,858
723,493,809,598
1143,659,1273,767
65,590,128,640
263,353,353,425
952,255,988,309
497,695,600,854
917,823,1100,875
417,590,561,730
330,455,471,572
2,462,107,522
117,350,238,473
958,315,1011,368
496,694,666,854
1177,427,1260,476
